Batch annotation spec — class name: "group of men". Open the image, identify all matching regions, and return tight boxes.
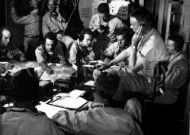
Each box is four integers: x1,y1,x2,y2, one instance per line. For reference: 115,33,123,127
0,1,189,135
98,6,188,135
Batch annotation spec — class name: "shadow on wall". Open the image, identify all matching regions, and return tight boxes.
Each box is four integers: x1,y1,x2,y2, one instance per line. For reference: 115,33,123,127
0,0,6,27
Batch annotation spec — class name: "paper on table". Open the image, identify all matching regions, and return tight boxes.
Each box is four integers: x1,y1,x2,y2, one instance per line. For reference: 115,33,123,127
69,89,86,98
84,80,95,86
36,102,65,118
82,65,94,68
49,96,88,109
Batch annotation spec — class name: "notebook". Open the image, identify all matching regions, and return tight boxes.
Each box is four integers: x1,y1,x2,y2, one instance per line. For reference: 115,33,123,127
47,90,87,109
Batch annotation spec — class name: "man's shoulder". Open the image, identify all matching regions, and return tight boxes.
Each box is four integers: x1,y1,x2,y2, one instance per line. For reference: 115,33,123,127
43,12,50,19
172,53,188,64
149,28,163,40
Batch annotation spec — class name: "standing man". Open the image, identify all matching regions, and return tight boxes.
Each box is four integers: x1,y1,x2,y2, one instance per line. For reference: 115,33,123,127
99,8,169,100
89,3,126,60
11,0,40,55
42,0,67,37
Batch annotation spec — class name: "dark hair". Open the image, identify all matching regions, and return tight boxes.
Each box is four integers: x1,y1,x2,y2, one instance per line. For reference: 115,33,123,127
56,30,64,36
97,3,109,14
11,68,39,102
45,31,56,41
117,27,133,42
78,28,93,41
43,32,57,55
168,34,184,51
94,72,120,99
130,7,152,26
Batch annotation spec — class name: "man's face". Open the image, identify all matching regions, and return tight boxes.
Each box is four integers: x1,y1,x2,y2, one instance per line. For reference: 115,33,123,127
81,34,92,47
30,0,38,8
117,35,126,48
1,29,11,46
98,13,107,19
45,38,54,52
166,39,176,55
130,17,141,33
56,33,62,41
47,0,56,13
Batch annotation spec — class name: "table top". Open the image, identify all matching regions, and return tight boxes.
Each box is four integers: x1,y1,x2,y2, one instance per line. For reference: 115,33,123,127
0,61,76,83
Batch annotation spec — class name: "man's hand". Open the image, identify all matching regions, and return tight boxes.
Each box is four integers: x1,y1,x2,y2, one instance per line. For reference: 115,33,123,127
45,66,54,74
93,69,101,81
96,63,110,71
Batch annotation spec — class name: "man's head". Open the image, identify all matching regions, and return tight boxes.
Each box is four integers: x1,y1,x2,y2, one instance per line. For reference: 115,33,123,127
79,28,93,47
56,30,64,41
130,8,152,33
29,0,39,9
11,68,39,103
167,34,184,55
47,0,57,14
0,27,12,46
116,28,132,48
44,32,56,52
97,3,110,21
94,72,120,100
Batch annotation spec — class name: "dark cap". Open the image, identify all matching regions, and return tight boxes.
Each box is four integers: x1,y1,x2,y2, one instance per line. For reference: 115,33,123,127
11,68,39,102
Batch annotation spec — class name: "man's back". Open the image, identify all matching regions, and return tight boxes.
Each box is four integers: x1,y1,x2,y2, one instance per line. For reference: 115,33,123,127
0,109,63,135
53,104,143,135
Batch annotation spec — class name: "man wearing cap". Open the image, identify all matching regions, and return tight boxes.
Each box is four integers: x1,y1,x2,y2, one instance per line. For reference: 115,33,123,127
0,69,64,135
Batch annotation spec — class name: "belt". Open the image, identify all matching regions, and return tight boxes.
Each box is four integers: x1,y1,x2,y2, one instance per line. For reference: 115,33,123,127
24,35,39,38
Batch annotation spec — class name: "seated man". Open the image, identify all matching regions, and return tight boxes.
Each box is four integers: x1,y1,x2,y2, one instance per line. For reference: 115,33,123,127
104,27,132,65
35,32,67,74
0,68,64,135
0,27,25,62
143,34,189,135
66,28,95,68
52,72,143,135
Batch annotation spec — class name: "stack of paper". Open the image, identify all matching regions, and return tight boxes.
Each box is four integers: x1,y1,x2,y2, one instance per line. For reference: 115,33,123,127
48,89,87,109
69,89,86,98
